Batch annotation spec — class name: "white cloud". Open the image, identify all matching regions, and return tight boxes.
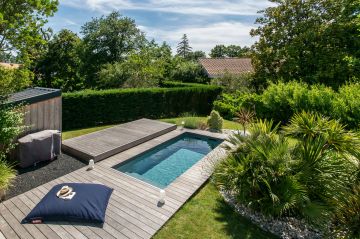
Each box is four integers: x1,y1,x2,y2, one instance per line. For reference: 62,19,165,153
61,0,272,16
140,21,256,54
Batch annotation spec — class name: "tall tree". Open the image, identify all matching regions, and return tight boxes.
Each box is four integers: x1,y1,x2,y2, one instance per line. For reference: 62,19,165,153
34,29,84,92
251,0,360,88
81,11,147,87
210,45,227,58
210,44,251,58
176,34,192,59
0,0,58,64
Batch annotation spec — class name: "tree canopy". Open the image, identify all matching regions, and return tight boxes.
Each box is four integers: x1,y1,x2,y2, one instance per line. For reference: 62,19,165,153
251,0,360,88
80,11,147,86
210,44,251,58
0,0,58,64
34,29,84,92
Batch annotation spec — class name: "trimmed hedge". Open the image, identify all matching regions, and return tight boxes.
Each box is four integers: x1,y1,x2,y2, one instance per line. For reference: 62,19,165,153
62,83,222,130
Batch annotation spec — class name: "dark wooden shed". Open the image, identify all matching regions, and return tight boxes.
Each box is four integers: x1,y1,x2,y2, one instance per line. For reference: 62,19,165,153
7,87,62,135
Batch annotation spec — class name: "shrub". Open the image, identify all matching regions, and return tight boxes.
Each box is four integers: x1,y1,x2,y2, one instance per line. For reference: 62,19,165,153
213,112,359,232
0,160,16,192
211,72,254,93
62,83,222,130
207,110,223,131
214,81,360,129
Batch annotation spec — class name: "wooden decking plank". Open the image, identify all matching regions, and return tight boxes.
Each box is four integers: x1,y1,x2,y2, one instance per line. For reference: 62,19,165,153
41,176,131,239
10,196,62,239
67,172,163,230
73,171,169,223
89,168,180,212
62,118,176,162
95,166,182,208
0,231,6,239
0,204,34,239
0,214,20,239
56,174,150,239
2,200,46,239
37,179,129,239
24,190,76,239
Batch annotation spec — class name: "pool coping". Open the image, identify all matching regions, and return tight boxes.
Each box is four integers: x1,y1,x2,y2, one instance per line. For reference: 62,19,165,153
97,128,227,190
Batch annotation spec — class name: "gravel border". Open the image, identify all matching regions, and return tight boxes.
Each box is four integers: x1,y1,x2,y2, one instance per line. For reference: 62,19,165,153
4,154,86,200
220,190,323,239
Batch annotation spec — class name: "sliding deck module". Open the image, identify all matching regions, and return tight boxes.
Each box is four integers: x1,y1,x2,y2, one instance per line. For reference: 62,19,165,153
62,119,177,162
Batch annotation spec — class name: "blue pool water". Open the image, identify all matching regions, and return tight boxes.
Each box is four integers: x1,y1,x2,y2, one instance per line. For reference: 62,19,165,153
114,133,223,188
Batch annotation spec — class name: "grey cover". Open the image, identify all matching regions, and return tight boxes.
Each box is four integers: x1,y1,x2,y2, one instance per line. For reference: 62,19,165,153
18,130,61,168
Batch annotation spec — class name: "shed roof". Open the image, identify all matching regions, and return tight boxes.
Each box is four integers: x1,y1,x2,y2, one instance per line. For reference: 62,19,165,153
199,58,253,78
7,87,61,105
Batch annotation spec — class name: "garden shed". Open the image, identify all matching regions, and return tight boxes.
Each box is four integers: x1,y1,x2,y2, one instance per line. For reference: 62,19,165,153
7,87,62,135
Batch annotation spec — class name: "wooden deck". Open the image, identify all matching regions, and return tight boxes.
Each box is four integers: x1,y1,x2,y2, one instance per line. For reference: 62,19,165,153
0,129,226,239
62,119,177,162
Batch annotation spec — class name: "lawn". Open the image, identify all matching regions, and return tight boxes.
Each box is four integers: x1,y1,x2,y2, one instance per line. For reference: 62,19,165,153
160,116,243,130
62,118,276,239
153,182,276,239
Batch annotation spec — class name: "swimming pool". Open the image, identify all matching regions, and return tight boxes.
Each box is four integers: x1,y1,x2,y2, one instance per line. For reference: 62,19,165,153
113,133,223,188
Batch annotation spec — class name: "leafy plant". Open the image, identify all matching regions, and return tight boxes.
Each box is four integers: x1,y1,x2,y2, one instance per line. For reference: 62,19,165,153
214,112,359,231
0,160,16,192
233,108,255,135
207,110,223,131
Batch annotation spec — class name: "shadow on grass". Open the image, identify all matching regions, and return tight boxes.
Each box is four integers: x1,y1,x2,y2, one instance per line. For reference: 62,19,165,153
214,197,279,239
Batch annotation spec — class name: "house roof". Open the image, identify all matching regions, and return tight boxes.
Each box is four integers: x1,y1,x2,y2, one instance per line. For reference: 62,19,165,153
199,58,253,78
7,87,61,105
0,62,22,69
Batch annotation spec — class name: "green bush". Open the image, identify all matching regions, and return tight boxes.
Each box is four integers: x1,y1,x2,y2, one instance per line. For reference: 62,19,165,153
214,112,359,233
62,83,221,130
207,110,223,131
214,81,360,129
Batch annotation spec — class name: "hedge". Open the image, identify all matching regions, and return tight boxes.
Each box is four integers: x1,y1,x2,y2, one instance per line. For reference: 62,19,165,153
62,83,222,130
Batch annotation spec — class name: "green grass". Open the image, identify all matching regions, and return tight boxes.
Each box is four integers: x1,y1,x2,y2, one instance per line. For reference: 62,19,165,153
160,116,243,130
154,182,276,239
62,119,276,239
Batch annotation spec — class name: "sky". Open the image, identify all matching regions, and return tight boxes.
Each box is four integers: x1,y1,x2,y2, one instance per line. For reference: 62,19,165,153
47,0,273,54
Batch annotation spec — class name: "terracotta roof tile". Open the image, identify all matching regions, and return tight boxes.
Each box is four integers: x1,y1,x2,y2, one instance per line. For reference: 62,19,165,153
199,58,253,78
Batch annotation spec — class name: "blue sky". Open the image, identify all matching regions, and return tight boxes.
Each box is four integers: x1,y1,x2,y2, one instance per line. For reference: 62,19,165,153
47,0,273,54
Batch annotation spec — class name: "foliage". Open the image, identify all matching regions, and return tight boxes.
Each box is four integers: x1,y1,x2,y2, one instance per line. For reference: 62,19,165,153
0,0,58,64
97,44,170,89
80,11,147,87
214,81,360,129
210,45,251,58
0,159,16,191
214,112,359,231
169,57,209,83
33,29,84,92
211,72,254,93
0,66,32,95
251,0,360,89
207,110,223,131
233,108,255,135
176,34,192,59
62,83,221,130
160,116,243,130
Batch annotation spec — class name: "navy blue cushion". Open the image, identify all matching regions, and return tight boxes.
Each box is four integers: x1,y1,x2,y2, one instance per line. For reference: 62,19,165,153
23,183,113,224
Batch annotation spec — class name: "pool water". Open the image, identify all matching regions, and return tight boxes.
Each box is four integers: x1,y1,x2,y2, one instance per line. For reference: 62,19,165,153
114,133,223,188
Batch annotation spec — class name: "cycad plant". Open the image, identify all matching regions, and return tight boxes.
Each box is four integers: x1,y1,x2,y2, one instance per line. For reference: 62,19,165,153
214,111,359,230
